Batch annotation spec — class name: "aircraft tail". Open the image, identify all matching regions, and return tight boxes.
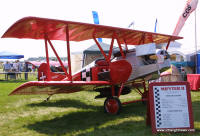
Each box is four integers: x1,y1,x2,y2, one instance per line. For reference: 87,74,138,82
173,0,198,36
38,63,66,81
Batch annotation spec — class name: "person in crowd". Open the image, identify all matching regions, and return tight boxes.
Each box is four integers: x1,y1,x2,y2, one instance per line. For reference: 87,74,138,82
3,61,11,72
19,62,24,72
3,61,11,80
13,60,20,79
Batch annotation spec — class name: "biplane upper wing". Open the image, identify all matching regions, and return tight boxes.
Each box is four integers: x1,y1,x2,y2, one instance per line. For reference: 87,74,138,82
2,16,182,45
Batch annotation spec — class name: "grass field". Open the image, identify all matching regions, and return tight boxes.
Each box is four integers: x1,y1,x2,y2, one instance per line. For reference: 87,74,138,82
1,79,200,136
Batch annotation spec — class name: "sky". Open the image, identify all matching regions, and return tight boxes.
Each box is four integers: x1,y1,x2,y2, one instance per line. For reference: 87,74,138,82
0,0,199,59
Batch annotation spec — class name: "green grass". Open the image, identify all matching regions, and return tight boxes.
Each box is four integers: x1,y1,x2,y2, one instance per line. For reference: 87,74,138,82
0,80,200,136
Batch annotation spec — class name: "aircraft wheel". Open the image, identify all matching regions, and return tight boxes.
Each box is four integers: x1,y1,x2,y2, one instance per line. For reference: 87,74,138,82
104,97,121,115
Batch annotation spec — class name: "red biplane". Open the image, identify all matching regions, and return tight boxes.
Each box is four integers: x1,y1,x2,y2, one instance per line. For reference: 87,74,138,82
1,17,182,114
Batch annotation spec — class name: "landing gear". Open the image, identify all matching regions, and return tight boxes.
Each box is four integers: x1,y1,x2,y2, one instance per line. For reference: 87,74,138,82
104,96,121,115
142,91,148,105
44,94,53,102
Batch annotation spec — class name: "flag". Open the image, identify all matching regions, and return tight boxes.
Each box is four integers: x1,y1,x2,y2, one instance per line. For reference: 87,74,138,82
92,11,100,24
92,11,102,42
154,18,158,33
173,0,198,36
128,21,134,28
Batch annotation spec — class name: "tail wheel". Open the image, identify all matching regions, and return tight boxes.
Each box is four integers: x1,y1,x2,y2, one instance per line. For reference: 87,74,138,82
104,97,121,115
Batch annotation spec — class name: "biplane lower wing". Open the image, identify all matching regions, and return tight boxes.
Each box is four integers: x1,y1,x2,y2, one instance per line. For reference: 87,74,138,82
9,81,111,95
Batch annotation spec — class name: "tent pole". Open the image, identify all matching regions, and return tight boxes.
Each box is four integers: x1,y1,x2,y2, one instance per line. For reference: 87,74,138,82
195,10,198,73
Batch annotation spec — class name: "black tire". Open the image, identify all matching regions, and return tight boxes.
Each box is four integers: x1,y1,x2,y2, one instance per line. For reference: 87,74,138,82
104,96,121,115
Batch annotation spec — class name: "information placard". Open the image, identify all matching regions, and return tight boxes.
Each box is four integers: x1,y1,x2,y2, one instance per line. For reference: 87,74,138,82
148,82,194,134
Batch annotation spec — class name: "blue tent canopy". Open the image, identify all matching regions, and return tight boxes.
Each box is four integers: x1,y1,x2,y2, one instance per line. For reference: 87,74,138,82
171,61,195,67
0,51,24,59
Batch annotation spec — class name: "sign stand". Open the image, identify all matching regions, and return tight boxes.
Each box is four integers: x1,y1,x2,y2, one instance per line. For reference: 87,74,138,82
147,82,194,134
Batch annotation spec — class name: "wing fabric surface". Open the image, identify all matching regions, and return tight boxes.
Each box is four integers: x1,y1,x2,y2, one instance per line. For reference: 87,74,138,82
2,17,182,45
9,81,111,95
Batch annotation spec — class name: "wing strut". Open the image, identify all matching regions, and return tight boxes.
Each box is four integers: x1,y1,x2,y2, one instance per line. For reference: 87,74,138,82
93,31,127,62
165,37,172,50
44,35,52,81
123,39,129,52
115,33,125,59
46,38,69,77
93,29,110,63
66,25,72,81
108,34,115,62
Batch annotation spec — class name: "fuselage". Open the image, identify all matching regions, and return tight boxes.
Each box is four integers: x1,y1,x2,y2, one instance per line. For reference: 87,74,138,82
71,48,170,83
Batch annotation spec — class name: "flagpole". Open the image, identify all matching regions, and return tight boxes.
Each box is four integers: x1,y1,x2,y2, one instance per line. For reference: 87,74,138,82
195,10,198,73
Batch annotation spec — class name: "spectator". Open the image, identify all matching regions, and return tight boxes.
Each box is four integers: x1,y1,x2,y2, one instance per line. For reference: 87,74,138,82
13,60,19,72
3,61,11,72
19,62,24,72
3,61,11,80
13,60,21,79
10,62,14,71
